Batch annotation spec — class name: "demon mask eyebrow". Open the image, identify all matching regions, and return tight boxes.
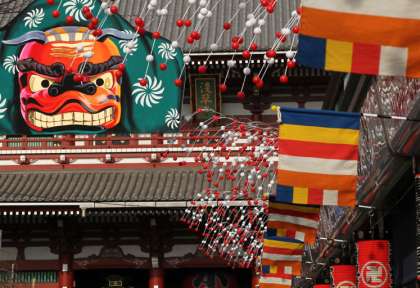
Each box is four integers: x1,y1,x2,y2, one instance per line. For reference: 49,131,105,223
78,56,123,76
17,58,65,77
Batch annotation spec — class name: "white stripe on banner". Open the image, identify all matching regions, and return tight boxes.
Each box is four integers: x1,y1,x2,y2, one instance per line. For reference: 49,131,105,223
302,0,420,20
278,155,357,176
379,46,408,76
269,214,319,229
262,252,302,262
260,276,292,286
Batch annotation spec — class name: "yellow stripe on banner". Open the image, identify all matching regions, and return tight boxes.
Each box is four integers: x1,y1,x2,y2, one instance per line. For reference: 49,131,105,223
280,124,359,145
270,202,320,214
264,239,304,250
270,265,278,274
325,39,353,72
293,187,308,204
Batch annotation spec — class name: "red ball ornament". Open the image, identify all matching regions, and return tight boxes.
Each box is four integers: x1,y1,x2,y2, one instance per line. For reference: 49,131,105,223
279,75,289,83
85,11,93,20
231,42,240,50
118,64,126,71
292,26,300,33
260,0,269,7
93,29,103,37
191,31,200,40
47,0,54,5
52,10,60,18
266,49,276,58
250,42,258,51
198,65,207,74
160,63,168,71
219,84,227,93
256,79,264,89
287,59,296,69
266,5,275,13
187,36,194,44
223,22,231,30
110,5,119,14
87,22,96,30
91,17,99,25
135,17,145,27
137,28,145,36
236,91,245,100
66,16,74,24
176,19,184,27
297,7,302,15
115,70,122,79
242,50,251,59
152,32,160,39
252,75,261,84
82,6,91,14
174,79,183,87
184,19,192,27
73,74,83,82
139,78,148,86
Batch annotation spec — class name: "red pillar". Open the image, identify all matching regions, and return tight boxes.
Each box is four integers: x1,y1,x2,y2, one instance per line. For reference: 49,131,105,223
58,254,74,288
149,268,164,288
251,271,260,288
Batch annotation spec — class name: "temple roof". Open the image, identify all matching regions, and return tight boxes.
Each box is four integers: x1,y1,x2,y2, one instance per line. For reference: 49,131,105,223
0,167,211,202
0,0,299,52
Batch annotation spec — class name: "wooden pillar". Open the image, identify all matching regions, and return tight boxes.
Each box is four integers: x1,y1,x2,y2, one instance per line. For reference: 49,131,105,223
58,254,74,288
251,271,260,288
149,268,164,288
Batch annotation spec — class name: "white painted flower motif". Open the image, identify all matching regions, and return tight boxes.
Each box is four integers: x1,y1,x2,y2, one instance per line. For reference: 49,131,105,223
132,75,164,108
157,42,177,60
3,55,18,75
63,0,95,22
24,8,45,29
119,30,138,55
165,108,180,130
0,94,8,120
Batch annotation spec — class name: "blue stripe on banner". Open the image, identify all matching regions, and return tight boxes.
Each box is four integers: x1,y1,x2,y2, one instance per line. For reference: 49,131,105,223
262,265,270,274
297,35,326,69
276,185,293,203
280,107,360,129
267,228,278,238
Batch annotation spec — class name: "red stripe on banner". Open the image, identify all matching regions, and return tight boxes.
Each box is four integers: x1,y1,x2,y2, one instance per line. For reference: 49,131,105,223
307,188,324,205
269,208,320,221
351,43,381,75
279,140,359,160
264,246,304,255
331,265,357,288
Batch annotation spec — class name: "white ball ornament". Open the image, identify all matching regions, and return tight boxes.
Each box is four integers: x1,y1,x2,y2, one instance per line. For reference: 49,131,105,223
206,10,212,18
197,13,204,20
249,18,257,26
199,0,207,6
286,51,295,59
127,41,136,49
147,4,155,10
291,10,298,17
161,8,168,15
258,19,266,26
245,20,253,27
243,67,251,75
183,55,191,63
247,13,255,19
239,2,246,9
146,54,154,62
188,0,196,3
123,47,132,54
150,0,158,5
281,27,291,35
171,41,179,48
227,60,236,68
253,27,262,35
83,51,93,58
200,8,208,15
210,43,218,51
101,2,109,10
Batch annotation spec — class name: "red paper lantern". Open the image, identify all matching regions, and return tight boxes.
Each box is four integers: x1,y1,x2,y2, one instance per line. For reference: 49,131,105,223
331,265,357,288
357,240,391,288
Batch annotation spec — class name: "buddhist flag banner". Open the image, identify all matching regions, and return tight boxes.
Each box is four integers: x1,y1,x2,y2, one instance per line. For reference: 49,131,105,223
259,273,293,288
297,0,420,78
357,240,392,288
267,202,320,245
262,237,305,263
331,265,357,288
263,261,302,276
277,107,360,207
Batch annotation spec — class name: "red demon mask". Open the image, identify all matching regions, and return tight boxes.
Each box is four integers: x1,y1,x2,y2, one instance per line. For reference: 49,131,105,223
5,27,132,132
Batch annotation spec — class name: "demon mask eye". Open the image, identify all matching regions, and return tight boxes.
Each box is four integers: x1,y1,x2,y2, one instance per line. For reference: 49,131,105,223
91,72,114,89
29,74,54,93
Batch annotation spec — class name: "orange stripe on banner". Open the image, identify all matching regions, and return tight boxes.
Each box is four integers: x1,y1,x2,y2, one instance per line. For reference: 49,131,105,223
277,170,356,191
301,7,420,48
264,246,304,255
337,190,356,206
300,7,420,77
